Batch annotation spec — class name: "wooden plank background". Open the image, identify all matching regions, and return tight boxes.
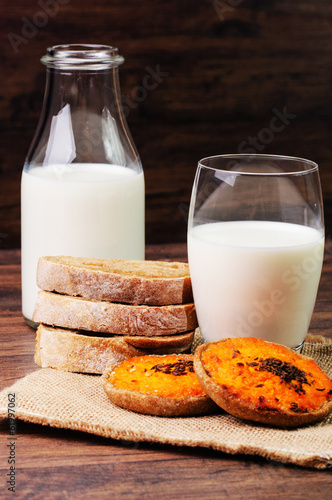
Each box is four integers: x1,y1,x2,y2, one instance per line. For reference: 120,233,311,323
1,0,332,249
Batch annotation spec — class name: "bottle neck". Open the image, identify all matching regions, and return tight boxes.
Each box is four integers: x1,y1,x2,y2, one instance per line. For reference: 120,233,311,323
27,67,140,168
44,67,121,115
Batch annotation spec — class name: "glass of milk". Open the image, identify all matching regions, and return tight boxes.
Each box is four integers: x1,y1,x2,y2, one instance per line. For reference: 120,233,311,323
21,45,145,326
187,154,324,350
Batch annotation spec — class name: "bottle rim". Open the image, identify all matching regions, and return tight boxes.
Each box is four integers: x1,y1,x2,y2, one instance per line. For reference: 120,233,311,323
41,44,124,69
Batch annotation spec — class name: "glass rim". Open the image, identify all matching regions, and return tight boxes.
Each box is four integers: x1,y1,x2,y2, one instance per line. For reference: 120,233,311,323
198,154,318,176
41,44,124,69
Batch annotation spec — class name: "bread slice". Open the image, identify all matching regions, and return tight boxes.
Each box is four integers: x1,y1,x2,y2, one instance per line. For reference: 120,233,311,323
36,255,193,305
33,291,197,336
123,330,195,349
101,354,217,417
35,324,194,374
194,337,332,428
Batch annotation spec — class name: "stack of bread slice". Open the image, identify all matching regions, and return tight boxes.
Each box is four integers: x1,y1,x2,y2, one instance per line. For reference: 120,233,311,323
33,256,198,374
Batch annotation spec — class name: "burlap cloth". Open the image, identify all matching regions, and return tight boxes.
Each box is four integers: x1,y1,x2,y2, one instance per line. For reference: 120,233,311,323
1,333,332,469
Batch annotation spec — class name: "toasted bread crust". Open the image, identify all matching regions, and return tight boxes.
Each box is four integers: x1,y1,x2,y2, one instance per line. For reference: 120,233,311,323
35,324,193,374
37,256,193,305
123,330,194,349
101,354,217,417
194,338,332,428
33,290,197,336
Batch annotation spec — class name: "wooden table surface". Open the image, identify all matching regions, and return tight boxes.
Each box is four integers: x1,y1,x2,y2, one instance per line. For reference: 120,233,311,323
0,244,331,500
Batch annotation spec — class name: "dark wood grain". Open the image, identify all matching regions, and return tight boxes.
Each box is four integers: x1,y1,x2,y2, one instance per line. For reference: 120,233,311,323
0,244,331,499
1,0,332,248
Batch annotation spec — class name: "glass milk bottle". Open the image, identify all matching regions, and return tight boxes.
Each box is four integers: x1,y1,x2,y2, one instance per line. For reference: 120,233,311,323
21,44,145,326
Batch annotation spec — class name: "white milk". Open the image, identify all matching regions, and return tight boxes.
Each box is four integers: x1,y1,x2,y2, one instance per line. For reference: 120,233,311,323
188,221,324,349
21,163,145,321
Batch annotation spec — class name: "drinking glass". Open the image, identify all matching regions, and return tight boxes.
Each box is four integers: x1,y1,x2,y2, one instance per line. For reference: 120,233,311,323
187,154,324,351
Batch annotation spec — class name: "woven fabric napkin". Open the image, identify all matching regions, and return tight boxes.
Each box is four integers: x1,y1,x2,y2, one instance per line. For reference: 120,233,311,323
0,333,331,469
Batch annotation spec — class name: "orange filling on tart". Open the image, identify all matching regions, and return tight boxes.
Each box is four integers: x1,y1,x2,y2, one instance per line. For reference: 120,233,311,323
109,355,206,398
201,338,332,414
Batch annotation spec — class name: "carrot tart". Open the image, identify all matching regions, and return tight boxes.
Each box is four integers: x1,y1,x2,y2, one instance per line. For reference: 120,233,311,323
194,337,332,428
101,354,216,417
